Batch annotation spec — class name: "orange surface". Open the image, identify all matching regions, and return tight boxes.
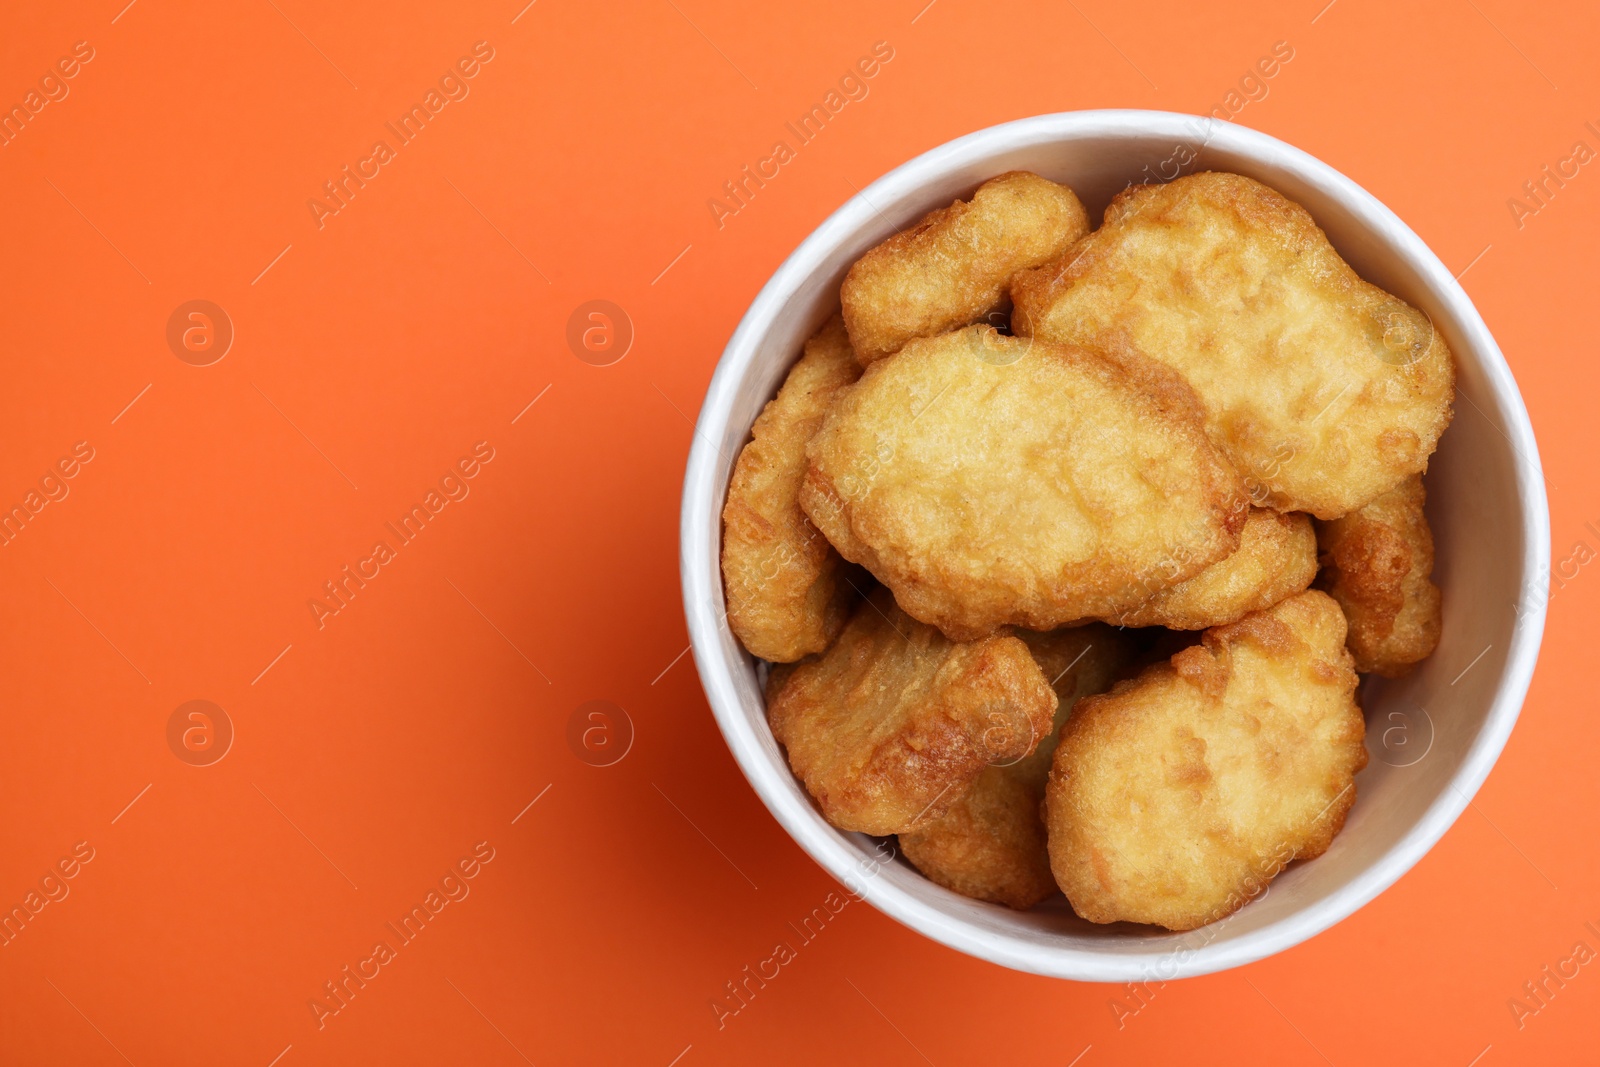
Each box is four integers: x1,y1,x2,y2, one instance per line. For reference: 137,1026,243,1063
0,1,1595,1063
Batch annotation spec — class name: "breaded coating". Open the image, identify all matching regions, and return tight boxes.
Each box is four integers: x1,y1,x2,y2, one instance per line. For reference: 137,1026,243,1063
1315,474,1441,676
1012,171,1455,519
900,626,1135,908
1110,508,1318,629
722,314,862,661
841,172,1089,365
766,587,1057,836
800,326,1249,640
763,659,803,704
1047,590,1366,931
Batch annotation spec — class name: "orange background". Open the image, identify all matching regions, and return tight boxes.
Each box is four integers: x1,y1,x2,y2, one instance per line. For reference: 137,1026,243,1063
0,1,1594,1063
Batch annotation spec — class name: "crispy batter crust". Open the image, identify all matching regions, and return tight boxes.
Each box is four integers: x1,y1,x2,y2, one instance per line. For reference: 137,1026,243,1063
1110,508,1318,629
1315,474,1442,676
841,172,1090,365
767,587,1058,836
899,626,1135,908
722,314,862,661
1047,590,1366,931
1012,171,1455,519
800,326,1249,640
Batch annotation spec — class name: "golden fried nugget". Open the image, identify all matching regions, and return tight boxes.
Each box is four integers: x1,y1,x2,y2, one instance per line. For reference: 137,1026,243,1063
1012,171,1455,519
841,172,1089,365
800,326,1249,640
1047,590,1366,931
1315,474,1441,676
899,625,1135,908
766,587,1057,836
1110,508,1318,629
722,314,862,661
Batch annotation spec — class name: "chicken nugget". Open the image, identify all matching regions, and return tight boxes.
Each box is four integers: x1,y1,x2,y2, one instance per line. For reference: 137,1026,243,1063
1315,474,1442,676
1012,171,1455,519
841,172,1089,365
767,587,1058,836
722,314,862,661
801,325,1249,640
1110,508,1318,629
899,625,1135,908
1047,590,1366,931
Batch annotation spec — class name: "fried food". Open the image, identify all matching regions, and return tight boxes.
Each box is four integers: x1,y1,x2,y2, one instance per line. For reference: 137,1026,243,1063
1315,474,1442,676
800,326,1249,640
899,625,1135,908
1047,590,1366,931
722,314,862,661
1110,508,1318,629
730,164,1461,915
766,587,1058,836
841,172,1089,365
1011,171,1455,519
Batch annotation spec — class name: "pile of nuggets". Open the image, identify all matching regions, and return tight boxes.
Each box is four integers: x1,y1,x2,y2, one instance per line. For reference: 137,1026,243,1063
721,170,1453,931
